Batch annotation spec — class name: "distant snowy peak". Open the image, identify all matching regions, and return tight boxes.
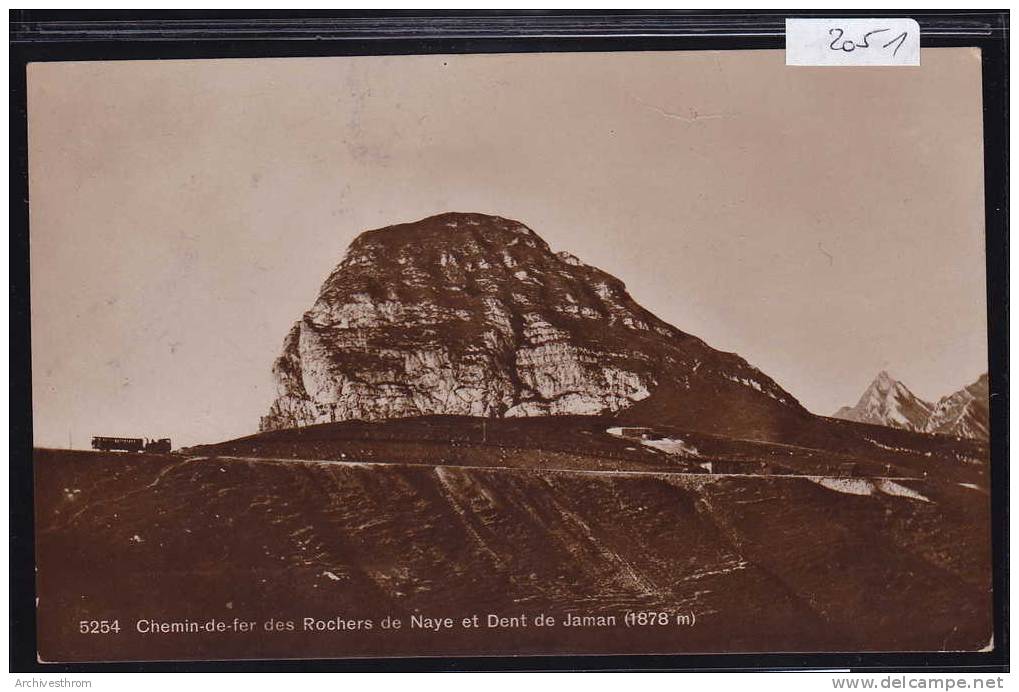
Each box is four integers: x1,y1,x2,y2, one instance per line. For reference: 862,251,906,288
833,371,932,431
833,371,989,441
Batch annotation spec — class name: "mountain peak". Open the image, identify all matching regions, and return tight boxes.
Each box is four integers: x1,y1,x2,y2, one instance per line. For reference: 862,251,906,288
925,372,990,440
833,370,932,431
348,212,549,256
261,213,807,437
834,371,989,440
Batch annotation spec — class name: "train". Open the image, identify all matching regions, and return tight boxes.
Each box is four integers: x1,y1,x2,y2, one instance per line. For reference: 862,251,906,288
91,436,172,453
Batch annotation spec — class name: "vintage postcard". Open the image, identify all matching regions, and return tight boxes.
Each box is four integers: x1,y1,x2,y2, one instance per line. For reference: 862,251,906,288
27,48,992,662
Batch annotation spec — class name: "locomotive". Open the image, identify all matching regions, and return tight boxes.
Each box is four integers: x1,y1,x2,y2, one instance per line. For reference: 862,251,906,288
91,436,172,453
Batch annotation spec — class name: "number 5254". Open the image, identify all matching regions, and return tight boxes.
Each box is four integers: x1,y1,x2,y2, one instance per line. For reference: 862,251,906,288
79,619,121,634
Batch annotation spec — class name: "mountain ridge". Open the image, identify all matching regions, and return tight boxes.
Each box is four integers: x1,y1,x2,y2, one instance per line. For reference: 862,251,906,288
833,371,989,440
926,373,990,440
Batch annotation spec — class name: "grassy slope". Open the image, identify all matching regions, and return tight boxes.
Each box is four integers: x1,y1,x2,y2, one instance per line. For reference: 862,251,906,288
190,414,989,485
35,428,990,661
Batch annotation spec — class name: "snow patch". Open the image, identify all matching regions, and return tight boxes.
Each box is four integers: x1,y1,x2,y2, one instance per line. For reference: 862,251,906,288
724,373,764,392
641,438,701,457
876,480,929,502
864,437,913,454
811,478,875,496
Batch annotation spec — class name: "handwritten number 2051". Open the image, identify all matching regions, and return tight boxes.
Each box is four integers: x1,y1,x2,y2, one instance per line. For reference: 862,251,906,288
829,28,908,57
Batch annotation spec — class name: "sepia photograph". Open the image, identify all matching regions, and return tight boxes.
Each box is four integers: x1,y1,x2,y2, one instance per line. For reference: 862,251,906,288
20,35,1001,667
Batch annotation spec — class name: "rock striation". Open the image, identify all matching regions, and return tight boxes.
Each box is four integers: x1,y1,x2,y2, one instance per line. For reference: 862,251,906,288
261,212,805,433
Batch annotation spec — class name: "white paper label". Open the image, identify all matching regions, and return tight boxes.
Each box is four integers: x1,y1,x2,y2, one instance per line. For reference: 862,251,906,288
786,18,920,66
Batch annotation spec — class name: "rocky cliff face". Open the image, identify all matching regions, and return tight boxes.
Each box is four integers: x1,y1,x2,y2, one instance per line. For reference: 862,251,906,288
261,212,805,433
926,373,989,440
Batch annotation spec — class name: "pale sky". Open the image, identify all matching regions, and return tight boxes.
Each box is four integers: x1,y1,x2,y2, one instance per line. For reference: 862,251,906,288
28,48,988,448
